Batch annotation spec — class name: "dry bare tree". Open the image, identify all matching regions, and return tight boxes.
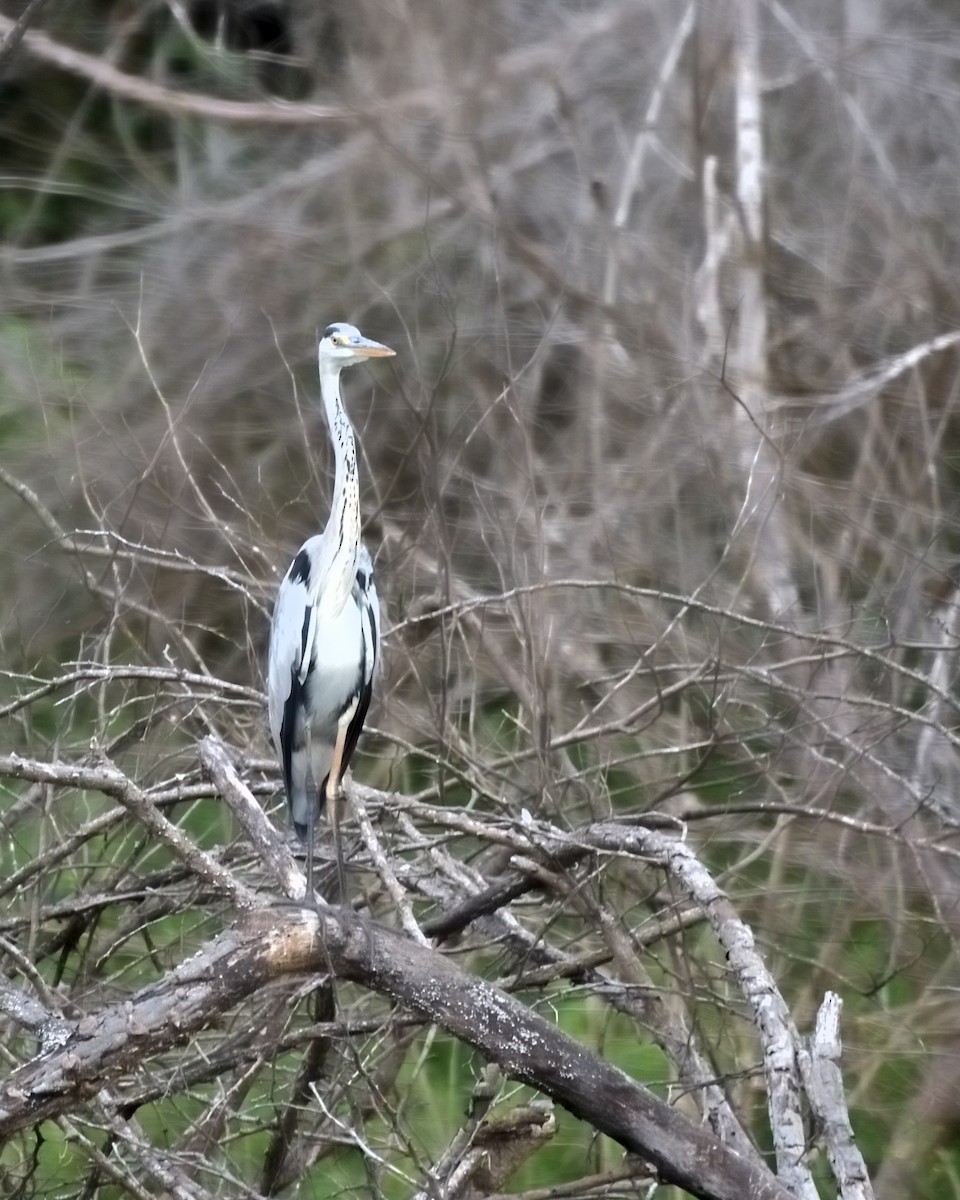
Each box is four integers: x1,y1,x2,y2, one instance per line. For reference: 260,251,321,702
1,1,960,1197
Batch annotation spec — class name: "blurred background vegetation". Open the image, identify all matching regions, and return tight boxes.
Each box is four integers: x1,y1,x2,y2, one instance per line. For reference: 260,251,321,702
2,0,960,1197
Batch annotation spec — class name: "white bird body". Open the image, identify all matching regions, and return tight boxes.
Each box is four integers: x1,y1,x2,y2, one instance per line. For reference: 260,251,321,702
267,323,393,853
268,536,380,838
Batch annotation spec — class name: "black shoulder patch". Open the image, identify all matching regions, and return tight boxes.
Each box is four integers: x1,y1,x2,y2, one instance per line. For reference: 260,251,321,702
288,549,310,585
356,565,370,591
300,604,312,662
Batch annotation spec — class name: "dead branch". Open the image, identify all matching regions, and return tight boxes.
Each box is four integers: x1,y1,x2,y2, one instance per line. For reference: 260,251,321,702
797,993,874,1200
0,903,792,1200
0,752,256,908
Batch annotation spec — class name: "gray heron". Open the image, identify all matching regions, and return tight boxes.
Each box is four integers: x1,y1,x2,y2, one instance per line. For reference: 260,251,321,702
267,322,394,899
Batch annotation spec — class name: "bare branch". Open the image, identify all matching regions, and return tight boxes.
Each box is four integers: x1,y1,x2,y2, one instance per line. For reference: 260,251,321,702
198,735,304,902
0,0,49,72
575,821,817,1199
0,906,792,1200
0,752,256,909
797,994,875,1200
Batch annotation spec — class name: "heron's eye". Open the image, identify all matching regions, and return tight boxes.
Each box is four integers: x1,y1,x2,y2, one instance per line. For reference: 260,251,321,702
331,335,342,345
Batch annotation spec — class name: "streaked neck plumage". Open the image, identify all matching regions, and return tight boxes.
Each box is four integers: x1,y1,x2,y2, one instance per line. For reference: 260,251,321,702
318,360,361,618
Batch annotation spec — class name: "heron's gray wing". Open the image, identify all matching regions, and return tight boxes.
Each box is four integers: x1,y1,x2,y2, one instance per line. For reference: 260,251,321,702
268,537,325,826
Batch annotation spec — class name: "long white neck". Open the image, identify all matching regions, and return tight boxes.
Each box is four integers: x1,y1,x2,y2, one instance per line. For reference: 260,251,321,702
318,361,361,617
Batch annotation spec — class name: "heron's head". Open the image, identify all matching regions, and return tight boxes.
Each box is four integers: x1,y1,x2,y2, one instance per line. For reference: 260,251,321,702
318,322,395,371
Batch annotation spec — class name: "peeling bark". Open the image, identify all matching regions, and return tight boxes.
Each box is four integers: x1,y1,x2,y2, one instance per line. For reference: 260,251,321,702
0,905,791,1200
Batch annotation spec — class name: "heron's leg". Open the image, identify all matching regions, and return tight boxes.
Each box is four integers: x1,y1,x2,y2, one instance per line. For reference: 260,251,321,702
326,716,351,903
304,789,317,910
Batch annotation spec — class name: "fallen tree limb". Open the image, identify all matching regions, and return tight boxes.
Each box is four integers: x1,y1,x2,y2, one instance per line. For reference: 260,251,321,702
0,904,791,1200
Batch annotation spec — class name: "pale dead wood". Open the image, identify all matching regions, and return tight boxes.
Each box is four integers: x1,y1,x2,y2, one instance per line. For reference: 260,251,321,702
797,993,875,1200
0,0,48,70
0,752,256,908
198,735,305,901
727,0,800,621
0,903,792,1200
